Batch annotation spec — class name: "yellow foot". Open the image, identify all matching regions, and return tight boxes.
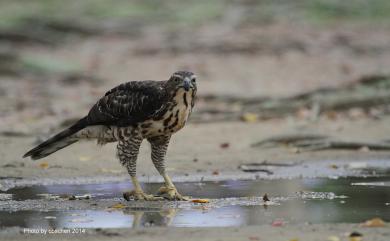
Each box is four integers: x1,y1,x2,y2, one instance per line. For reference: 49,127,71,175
157,186,189,201
123,190,164,201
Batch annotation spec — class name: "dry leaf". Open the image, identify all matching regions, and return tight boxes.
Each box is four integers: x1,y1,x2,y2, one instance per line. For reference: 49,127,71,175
327,236,340,241
325,111,338,120
78,156,91,161
349,237,362,241
329,164,338,169
248,237,260,241
220,143,230,149
271,220,284,227
349,231,363,241
361,217,386,227
39,162,49,169
241,113,258,123
191,199,210,203
212,170,220,175
109,203,126,209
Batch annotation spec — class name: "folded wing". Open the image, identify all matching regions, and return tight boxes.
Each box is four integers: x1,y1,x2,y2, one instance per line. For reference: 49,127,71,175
86,80,166,126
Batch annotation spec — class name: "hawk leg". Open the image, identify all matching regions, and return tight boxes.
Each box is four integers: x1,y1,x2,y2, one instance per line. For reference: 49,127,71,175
158,173,189,201
123,176,163,201
149,136,189,201
118,135,163,201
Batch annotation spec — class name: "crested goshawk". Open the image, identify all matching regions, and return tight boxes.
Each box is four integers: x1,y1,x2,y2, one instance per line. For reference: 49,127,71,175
24,71,197,201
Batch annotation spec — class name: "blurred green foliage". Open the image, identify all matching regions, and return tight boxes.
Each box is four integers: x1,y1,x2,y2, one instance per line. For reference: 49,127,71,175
20,55,81,74
305,0,390,23
0,0,389,29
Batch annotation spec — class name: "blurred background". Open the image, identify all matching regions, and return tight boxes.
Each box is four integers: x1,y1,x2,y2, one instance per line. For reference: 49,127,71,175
1,0,390,134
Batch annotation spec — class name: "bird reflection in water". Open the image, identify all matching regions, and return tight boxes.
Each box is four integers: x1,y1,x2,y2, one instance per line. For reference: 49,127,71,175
123,208,178,228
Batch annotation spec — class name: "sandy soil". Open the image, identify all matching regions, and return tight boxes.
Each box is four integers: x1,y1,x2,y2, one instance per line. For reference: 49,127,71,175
2,117,390,240
1,116,390,180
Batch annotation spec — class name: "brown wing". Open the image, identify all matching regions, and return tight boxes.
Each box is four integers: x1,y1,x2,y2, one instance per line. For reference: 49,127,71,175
85,80,167,126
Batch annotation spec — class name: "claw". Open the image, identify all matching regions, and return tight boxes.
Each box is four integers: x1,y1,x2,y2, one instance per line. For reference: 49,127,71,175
123,190,164,201
157,186,189,201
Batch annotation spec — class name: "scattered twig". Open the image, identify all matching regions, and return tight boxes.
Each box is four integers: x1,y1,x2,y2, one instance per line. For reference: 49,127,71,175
296,140,390,151
251,134,329,148
252,134,390,152
192,75,390,122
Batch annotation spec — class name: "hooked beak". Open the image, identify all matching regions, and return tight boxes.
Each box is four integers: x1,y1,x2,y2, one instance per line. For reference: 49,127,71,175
183,77,191,91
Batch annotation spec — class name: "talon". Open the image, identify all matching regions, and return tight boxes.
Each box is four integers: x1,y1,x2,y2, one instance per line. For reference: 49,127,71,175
157,186,189,201
123,190,164,201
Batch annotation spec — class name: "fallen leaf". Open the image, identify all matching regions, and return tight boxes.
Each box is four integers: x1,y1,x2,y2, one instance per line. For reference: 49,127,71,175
220,143,230,149
329,164,338,169
212,170,220,175
109,203,126,209
349,237,362,241
325,111,338,120
361,217,386,227
241,113,258,123
248,237,260,241
78,156,91,161
271,220,284,227
349,231,363,241
39,162,49,169
191,199,210,203
327,236,340,241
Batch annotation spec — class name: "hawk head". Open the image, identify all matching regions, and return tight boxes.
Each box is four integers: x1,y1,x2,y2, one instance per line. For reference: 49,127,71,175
166,71,197,92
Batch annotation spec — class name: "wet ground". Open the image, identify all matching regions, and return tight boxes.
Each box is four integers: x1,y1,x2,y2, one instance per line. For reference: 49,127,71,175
0,176,389,229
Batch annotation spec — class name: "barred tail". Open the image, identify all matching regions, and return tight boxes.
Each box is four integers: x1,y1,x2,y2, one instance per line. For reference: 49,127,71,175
23,118,87,160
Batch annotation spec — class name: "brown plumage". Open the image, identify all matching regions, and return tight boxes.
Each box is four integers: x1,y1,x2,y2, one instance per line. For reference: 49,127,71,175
24,71,197,201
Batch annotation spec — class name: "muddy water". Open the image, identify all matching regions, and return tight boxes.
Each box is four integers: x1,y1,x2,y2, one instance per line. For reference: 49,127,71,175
0,177,389,228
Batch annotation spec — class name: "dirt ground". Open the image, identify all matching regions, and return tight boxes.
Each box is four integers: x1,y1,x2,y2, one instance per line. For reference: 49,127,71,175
2,117,390,181
1,117,390,240
1,1,390,240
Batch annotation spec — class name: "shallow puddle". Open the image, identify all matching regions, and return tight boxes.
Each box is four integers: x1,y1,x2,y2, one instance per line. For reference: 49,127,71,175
0,177,389,228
